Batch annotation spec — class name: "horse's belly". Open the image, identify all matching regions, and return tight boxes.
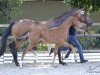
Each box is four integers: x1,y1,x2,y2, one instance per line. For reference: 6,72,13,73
42,36,65,45
41,30,66,44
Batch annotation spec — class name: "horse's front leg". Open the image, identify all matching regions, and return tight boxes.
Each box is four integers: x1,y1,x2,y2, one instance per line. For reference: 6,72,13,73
63,42,77,62
74,47,77,62
32,48,37,63
58,49,67,65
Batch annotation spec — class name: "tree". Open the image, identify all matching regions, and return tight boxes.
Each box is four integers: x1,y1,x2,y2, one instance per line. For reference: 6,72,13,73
0,0,22,23
64,0,100,13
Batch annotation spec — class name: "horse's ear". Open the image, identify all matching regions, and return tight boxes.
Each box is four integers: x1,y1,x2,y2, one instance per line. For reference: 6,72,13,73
73,13,79,18
74,9,82,17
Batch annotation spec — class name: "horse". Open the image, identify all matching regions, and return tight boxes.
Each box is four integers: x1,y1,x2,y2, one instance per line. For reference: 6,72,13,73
19,14,83,68
0,8,93,66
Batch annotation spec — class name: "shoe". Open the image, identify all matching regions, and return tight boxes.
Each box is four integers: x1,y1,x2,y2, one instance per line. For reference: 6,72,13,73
80,60,88,63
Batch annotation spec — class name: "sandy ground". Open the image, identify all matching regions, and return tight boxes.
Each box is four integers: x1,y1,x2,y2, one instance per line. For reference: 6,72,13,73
0,62,100,75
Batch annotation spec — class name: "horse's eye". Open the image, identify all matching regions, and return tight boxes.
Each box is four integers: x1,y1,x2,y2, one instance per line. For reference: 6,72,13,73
76,20,78,21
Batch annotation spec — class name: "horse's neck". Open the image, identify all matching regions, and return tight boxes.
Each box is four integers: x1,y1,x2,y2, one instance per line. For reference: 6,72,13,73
46,12,71,29
58,19,72,32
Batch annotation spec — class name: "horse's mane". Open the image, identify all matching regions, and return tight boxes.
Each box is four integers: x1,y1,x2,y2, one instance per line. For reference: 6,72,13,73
48,8,79,28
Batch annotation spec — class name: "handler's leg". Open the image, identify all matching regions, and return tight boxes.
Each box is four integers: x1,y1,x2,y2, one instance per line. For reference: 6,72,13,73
68,36,88,63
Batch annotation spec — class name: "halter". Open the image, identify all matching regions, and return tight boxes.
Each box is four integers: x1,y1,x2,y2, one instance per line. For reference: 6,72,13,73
78,11,88,25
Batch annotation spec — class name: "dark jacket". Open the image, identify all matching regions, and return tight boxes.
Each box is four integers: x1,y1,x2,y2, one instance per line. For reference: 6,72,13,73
69,26,76,36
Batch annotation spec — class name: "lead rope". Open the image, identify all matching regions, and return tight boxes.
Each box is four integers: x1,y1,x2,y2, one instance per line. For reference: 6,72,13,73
83,26,94,52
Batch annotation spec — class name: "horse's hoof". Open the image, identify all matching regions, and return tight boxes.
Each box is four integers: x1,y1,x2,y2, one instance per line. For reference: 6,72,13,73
62,63,67,65
60,62,67,66
16,64,20,66
75,60,77,62
19,64,23,68
51,64,58,68
34,60,36,63
15,62,20,66
54,65,57,68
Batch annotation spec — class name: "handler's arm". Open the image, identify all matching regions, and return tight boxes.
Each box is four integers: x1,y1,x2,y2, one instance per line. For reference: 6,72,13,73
74,26,85,32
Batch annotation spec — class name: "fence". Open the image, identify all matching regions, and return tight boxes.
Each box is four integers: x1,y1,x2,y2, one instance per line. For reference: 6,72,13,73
0,52,100,64
0,23,100,64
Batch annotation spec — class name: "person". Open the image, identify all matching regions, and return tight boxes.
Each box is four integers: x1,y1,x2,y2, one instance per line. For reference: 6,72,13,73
59,26,88,63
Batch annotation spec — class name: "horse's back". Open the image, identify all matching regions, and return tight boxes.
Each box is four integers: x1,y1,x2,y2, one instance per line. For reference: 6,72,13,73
12,19,33,36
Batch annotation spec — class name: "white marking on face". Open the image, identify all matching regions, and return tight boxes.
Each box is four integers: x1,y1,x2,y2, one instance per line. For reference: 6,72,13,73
80,11,84,14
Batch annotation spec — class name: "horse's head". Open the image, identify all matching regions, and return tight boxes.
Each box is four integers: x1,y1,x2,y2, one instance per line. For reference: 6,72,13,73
70,16,82,29
74,9,93,26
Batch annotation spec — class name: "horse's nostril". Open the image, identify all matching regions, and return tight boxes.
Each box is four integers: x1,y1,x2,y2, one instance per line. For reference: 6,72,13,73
89,22,93,26
82,27,84,28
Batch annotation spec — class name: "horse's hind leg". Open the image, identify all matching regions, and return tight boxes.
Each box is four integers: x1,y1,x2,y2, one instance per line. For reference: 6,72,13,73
63,42,76,62
73,47,77,62
32,46,37,62
9,41,19,66
20,43,36,68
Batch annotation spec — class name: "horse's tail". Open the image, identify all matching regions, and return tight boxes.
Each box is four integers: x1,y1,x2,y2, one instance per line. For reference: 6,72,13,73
0,22,15,56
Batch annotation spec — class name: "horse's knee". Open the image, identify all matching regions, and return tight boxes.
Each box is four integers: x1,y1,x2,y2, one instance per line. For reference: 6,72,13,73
68,44,75,52
23,46,32,54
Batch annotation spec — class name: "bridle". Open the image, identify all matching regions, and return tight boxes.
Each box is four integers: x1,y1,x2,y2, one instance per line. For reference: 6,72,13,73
83,25,91,41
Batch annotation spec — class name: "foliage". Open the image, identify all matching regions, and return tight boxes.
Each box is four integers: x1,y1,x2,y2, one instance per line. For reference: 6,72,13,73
78,26,100,49
21,41,48,52
92,28,100,48
35,43,48,51
0,28,5,36
64,0,100,13
0,0,22,23
78,37,95,49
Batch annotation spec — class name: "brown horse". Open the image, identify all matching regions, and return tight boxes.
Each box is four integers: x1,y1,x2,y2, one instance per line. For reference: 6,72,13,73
19,15,82,67
0,8,93,66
